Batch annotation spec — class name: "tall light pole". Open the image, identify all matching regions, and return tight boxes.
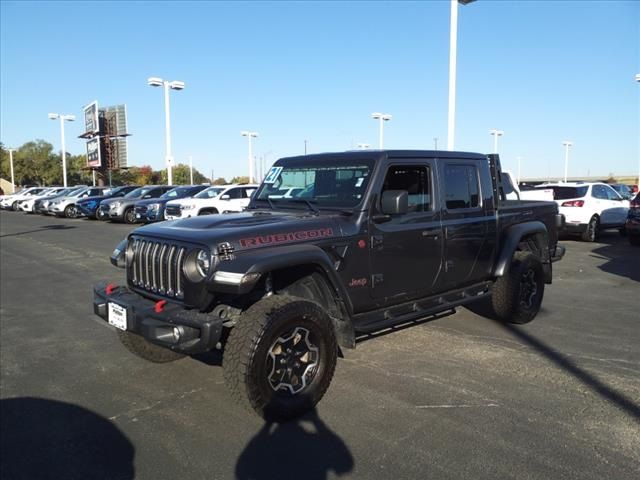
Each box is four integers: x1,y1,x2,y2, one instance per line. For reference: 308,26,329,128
148,77,185,186
48,113,75,187
7,148,15,193
189,155,194,184
371,112,392,149
562,141,573,183
448,0,476,151
636,73,639,189
489,129,504,154
516,156,522,185
241,131,258,183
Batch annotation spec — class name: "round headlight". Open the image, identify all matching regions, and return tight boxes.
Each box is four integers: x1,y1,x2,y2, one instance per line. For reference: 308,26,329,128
196,250,211,277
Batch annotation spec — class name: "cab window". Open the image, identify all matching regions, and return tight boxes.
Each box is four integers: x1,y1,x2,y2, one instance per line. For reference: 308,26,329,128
444,164,480,210
381,165,432,212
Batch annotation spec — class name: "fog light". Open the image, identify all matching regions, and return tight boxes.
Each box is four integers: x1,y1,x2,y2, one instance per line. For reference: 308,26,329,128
172,326,182,342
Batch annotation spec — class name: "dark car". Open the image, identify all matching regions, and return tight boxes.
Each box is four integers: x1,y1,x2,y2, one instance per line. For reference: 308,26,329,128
94,150,565,421
625,193,640,246
77,186,140,220
610,183,634,200
99,185,175,224
133,185,209,223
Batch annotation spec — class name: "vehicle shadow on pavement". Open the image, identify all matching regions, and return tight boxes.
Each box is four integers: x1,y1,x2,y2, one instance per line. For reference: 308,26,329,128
590,239,640,283
235,408,354,480
466,300,640,421
0,224,76,238
0,397,135,480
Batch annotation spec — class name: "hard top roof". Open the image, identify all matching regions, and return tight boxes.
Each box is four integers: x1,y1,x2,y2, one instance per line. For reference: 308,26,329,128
278,150,487,165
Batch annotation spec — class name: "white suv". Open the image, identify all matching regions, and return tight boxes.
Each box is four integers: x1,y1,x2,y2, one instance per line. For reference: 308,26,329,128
540,182,629,241
164,184,258,220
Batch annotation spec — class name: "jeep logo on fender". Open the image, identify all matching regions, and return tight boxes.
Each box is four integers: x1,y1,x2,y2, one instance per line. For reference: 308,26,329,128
239,228,334,248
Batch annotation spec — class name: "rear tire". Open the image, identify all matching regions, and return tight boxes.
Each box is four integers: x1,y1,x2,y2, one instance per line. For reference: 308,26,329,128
581,215,599,242
117,330,185,363
491,251,545,325
224,295,338,421
630,235,640,246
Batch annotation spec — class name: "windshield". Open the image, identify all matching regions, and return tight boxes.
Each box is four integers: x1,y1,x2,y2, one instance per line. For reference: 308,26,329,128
161,187,192,199
255,161,374,209
195,187,225,199
124,187,153,198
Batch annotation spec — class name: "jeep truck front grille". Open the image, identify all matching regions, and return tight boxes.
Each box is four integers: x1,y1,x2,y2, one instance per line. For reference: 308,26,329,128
130,239,187,299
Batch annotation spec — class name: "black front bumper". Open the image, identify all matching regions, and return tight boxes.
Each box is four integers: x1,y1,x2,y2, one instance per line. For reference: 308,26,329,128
93,283,223,354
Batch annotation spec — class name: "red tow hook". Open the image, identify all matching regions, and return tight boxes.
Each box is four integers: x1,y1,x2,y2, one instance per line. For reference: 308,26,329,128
154,300,167,313
106,283,117,295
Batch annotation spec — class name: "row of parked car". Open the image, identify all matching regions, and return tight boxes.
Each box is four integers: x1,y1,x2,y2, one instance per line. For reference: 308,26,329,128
1,179,638,245
0,183,259,224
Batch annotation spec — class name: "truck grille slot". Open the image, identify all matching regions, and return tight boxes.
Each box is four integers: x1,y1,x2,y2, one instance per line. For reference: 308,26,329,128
130,239,187,299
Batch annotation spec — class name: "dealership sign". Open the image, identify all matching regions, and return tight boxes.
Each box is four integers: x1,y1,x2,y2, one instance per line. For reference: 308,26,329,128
86,138,101,168
84,101,99,135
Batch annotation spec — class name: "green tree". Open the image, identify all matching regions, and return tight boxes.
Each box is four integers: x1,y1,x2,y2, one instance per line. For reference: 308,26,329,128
212,177,228,185
230,176,250,184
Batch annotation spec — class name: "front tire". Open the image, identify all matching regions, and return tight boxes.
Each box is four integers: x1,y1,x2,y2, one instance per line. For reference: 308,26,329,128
198,208,218,215
117,330,185,363
630,235,640,246
123,207,136,224
581,215,599,242
491,251,545,325
224,295,338,421
64,204,77,218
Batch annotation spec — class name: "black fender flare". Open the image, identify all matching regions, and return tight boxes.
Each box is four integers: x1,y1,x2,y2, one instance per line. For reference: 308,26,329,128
211,243,354,312
493,221,551,281
211,243,357,348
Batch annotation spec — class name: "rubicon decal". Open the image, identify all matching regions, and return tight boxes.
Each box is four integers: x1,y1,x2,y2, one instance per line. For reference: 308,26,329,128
239,228,334,248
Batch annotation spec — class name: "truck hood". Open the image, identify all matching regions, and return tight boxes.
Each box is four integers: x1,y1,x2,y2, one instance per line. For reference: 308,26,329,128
129,210,344,252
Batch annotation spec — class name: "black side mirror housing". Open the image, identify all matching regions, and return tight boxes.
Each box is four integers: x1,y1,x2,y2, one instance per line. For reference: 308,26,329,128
381,190,408,215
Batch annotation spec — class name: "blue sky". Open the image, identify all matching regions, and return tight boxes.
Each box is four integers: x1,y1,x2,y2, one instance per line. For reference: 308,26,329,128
1,0,638,181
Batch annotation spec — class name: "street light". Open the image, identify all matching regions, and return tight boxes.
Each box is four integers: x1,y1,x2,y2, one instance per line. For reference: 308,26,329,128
7,148,15,193
447,0,476,151
371,112,392,149
489,129,504,154
48,113,75,187
562,141,573,183
148,76,186,185
241,131,258,183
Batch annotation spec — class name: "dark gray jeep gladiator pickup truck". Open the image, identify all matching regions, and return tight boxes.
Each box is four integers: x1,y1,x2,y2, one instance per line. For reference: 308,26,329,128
94,150,565,420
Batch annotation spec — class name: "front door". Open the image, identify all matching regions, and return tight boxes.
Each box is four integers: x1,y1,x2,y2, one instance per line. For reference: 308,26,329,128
369,161,443,301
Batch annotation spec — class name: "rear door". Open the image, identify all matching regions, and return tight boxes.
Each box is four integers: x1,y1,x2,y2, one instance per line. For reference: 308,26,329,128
368,160,443,300
440,161,491,288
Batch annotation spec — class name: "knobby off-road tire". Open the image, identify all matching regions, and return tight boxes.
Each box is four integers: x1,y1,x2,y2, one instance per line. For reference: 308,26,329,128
581,215,599,242
224,295,338,421
117,330,185,363
491,251,545,325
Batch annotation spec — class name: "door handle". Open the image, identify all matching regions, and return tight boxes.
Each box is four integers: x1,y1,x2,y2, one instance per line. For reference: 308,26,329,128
422,230,440,239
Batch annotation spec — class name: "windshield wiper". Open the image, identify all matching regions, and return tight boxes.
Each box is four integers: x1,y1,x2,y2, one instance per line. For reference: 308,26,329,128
288,199,319,215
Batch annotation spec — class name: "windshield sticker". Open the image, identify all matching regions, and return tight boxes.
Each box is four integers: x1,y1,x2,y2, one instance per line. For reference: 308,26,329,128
264,166,283,184
355,177,364,187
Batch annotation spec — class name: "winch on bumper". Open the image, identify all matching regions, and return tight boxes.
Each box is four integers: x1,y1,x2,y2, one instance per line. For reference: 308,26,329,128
93,282,223,354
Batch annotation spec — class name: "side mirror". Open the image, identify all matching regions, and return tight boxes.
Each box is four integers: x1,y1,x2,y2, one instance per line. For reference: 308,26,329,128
221,194,230,200
381,190,408,215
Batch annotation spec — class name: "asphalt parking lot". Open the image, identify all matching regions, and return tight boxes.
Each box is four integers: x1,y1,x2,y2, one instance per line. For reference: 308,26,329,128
1,210,638,480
